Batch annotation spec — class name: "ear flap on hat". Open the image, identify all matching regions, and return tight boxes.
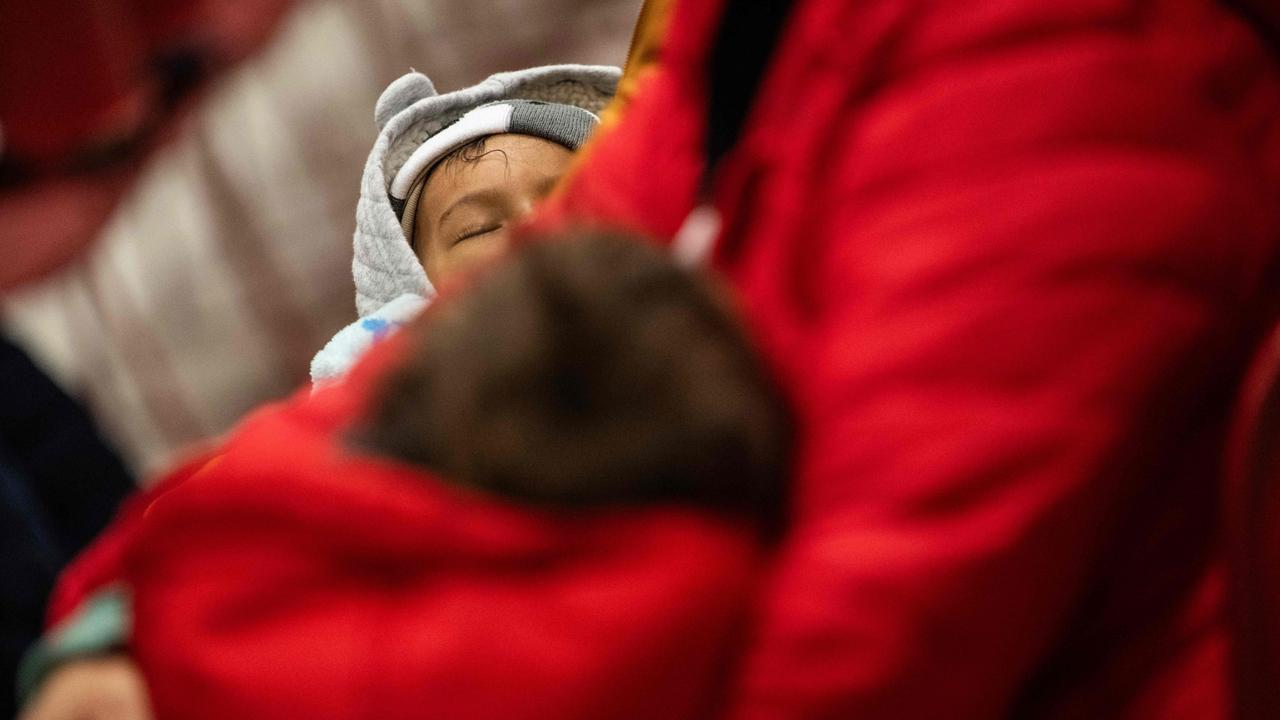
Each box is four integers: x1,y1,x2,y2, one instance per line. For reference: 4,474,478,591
375,72,438,130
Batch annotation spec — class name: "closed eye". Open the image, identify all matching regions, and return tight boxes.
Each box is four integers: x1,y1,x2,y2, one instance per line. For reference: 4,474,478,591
454,224,502,244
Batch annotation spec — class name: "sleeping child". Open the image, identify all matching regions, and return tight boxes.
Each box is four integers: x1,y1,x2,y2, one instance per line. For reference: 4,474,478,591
311,64,621,384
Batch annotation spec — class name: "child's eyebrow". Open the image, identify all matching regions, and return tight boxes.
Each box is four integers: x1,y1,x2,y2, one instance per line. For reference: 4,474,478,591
437,171,562,230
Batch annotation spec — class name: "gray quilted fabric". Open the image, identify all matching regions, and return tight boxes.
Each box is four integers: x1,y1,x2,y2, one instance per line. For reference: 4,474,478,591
353,65,620,317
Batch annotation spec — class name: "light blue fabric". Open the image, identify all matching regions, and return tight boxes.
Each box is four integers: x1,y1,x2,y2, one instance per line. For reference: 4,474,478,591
310,293,428,386
17,587,130,705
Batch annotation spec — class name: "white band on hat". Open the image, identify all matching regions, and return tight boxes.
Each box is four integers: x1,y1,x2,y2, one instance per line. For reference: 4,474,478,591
390,103,516,200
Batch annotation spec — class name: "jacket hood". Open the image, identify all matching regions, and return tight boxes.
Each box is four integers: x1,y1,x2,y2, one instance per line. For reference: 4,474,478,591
352,65,620,317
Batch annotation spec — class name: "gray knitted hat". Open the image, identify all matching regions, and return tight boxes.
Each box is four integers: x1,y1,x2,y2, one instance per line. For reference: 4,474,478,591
353,65,620,317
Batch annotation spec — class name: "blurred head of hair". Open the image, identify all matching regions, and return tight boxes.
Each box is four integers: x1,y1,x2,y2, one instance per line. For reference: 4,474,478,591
357,230,790,523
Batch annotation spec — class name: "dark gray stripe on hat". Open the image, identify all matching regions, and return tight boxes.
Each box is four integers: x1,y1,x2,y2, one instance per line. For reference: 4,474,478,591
508,100,596,151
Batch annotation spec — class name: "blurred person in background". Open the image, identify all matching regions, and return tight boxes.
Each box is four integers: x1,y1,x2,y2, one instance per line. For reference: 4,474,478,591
0,2,293,718
0,339,134,720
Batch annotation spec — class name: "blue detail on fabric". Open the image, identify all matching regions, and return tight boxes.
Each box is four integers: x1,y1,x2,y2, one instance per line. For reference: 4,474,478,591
361,317,394,340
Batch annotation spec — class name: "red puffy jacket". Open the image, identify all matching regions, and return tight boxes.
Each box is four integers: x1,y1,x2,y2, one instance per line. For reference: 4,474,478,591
39,337,762,720
534,0,1280,717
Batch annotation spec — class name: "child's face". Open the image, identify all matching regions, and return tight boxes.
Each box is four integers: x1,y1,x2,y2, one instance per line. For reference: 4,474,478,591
413,134,574,285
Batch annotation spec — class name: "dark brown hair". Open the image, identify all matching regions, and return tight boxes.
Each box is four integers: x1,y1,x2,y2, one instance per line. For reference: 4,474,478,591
357,230,789,518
